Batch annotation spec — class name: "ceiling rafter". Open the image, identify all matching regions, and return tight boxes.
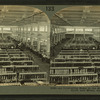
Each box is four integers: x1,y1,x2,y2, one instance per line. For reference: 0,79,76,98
0,5,48,26
54,13,73,26
51,6,100,27
11,11,43,24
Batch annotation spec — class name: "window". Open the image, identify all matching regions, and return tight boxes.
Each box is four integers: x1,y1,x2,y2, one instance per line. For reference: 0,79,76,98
35,27,38,31
45,26,47,32
66,28,74,31
21,27,23,31
85,28,92,31
39,26,45,32
32,27,35,31
28,27,31,31
3,27,10,31
76,29,83,31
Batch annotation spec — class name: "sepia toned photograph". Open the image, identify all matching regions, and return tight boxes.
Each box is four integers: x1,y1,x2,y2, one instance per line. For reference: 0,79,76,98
0,4,100,95
0,5,50,86
50,6,100,85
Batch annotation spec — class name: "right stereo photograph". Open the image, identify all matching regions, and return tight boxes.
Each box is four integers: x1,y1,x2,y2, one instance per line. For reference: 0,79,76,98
50,6,100,85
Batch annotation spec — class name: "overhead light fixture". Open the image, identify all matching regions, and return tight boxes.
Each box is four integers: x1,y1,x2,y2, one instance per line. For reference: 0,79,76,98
27,38,30,40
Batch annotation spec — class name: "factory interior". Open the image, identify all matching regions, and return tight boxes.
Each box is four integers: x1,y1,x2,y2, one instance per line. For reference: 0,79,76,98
0,5,50,85
50,6,100,84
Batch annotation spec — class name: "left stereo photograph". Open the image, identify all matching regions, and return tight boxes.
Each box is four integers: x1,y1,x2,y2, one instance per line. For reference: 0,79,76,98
0,5,50,86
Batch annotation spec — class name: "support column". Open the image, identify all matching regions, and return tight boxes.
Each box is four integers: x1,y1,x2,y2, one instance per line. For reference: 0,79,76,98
58,33,60,42
37,23,41,52
46,23,50,57
60,33,62,42
22,26,24,42
57,33,59,43
99,28,100,41
74,28,75,39
1,27,3,38
37,40,40,52
22,27,24,43
25,26,28,44
30,25,33,46
47,37,50,57
61,33,63,40
53,34,56,45
63,33,65,39
83,28,85,39
19,27,21,41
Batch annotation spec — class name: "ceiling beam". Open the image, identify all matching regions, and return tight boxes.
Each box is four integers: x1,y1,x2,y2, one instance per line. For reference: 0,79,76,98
10,11,43,25
54,13,73,26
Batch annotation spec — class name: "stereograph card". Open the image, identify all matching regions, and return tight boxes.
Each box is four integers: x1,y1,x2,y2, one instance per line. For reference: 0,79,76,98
0,0,99,98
